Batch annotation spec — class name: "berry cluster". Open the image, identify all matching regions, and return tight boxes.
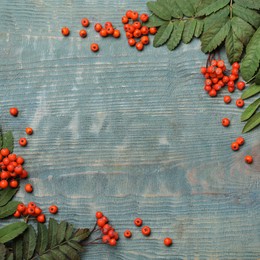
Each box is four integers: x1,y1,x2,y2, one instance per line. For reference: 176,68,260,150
94,21,121,39
201,60,245,97
231,137,253,163
96,211,119,246
0,148,28,189
14,202,46,223
122,10,157,51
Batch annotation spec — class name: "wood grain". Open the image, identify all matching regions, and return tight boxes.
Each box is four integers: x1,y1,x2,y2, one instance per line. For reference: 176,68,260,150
0,0,260,259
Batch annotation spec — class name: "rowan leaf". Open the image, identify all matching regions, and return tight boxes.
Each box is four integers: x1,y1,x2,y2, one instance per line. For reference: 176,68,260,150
71,228,90,242
256,69,260,85
234,0,260,10
153,22,174,47
50,250,67,260
2,131,14,154
182,19,197,44
36,223,48,255
232,3,260,29
65,224,74,241
167,21,185,50
0,201,21,219
143,14,165,27
57,221,67,244
241,84,260,99
67,241,84,252
48,218,58,248
242,112,260,133
241,98,260,121
59,244,80,260
0,187,18,207
40,254,54,260
158,0,183,18
23,225,36,260
201,18,230,53
13,237,23,260
0,222,28,244
147,1,172,20
194,20,204,37
232,17,255,45
0,244,6,260
241,27,260,81
225,28,244,64
175,0,195,16
196,0,229,17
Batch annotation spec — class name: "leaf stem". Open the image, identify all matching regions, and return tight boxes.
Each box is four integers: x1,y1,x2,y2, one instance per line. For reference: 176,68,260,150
230,0,233,19
246,75,256,84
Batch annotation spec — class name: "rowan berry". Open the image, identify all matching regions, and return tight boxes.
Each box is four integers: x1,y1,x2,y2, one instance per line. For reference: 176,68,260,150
8,153,17,161
9,172,17,178
102,235,110,244
141,36,149,45
106,26,114,35
102,224,112,235
133,21,142,29
108,229,115,238
1,148,10,157
217,60,225,68
212,77,218,84
218,80,224,87
236,98,244,108
131,11,139,21
222,76,229,83
236,136,244,146
134,218,143,227
124,24,131,32
96,211,103,219
204,85,212,92
207,66,215,73
237,81,245,91
1,171,10,179
215,68,222,75
141,226,151,236
227,81,234,87
79,29,87,38
231,142,239,151
205,79,212,86
17,203,26,213
37,214,46,223
231,68,239,75
140,13,149,22
9,179,18,188
49,205,58,214
99,28,108,37
200,67,207,74
128,38,136,46
81,18,89,27
61,27,70,36
133,29,142,38
14,166,23,175
113,29,120,38
211,60,217,66
27,207,35,215
101,216,108,223
136,42,144,51
19,137,27,147
109,238,117,246
124,230,132,238
222,118,230,127
126,32,133,39
164,237,172,247
0,163,6,170
34,207,42,216
20,170,28,179
232,62,240,69
90,43,99,52
213,84,221,91
0,180,8,189
25,183,33,193
208,89,217,97
149,27,157,35
3,158,10,165
16,156,24,165
97,218,106,228
22,208,28,216
229,74,237,81
244,155,253,164
126,25,135,33
204,73,210,79
13,210,21,218
121,16,129,24
94,23,102,32
104,22,113,29
9,107,19,117
126,10,133,18
228,86,235,93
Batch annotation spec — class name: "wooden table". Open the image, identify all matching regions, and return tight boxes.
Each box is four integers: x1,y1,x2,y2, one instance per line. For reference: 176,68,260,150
1,0,259,259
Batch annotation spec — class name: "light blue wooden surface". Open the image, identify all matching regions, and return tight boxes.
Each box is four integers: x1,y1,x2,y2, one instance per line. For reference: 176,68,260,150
0,0,260,259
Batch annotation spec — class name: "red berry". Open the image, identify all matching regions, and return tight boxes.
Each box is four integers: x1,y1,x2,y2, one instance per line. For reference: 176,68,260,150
37,214,46,223
20,170,28,179
231,68,239,75
232,62,240,69
104,22,113,29
81,18,89,27
149,27,157,35
121,16,129,24
9,179,18,188
244,155,253,164
222,118,230,127
17,203,26,213
128,38,136,46
16,156,24,164
0,180,8,189
231,142,239,151
136,42,144,51
124,230,132,238
222,76,229,83
126,25,135,33
1,148,10,157
227,81,234,87
109,238,117,246
34,207,42,216
134,218,143,227
217,60,225,68
236,98,244,108
237,81,245,91
106,26,114,35
99,28,108,37
97,218,106,228
13,210,21,218
164,237,173,247
141,226,151,236
25,183,33,193
94,23,102,32
90,43,99,52
113,29,120,38
211,60,217,66
96,211,103,219
126,10,133,18
126,32,133,39
108,229,115,238
140,13,149,23
215,68,222,75
228,86,235,93
141,36,149,45
204,85,212,92
14,166,23,175
224,96,231,104
61,27,70,36
49,205,58,214
9,107,19,116
236,136,244,146
1,171,10,179
208,89,217,97
8,153,17,161
133,21,141,29
19,137,27,147
131,11,139,21
200,67,207,74
141,26,149,35
102,235,110,244
205,79,212,86
79,29,87,38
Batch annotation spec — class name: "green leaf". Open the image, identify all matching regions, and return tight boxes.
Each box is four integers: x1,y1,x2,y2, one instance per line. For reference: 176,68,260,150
234,0,260,10
241,27,260,81
71,228,90,242
201,18,230,53
233,3,260,29
225,29,244,64
241,98,260,121
13,237,23,260
48,218,58,248
23,225,36,260
182,19,197,44
175,0,195,16
36,223,48,255
40,254,54,260
67,241,84,252
57,221,67,244
231,17,255,46
50,250,67,260
242,112,260,133
143,14,165,27
153,22,174,47
158,0,183,18
256,69,260,85
241,84,260,99
203,6,229,32
0,187,18,207
167,21,185,50
59,244,80,260
0,201,21,219
2,131,14,154
147,1,172,20
65,224,74,241
196,0,229,17
194,20,204,37
6,252,13,260
0,244,6,260
0,222,28,243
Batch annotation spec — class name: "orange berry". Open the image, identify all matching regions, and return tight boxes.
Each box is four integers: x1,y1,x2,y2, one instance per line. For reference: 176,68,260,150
141,26,149,35
1,148,10,157
222,118,230,127
19,137,27,147
25,183,33,193
79,29,87,38
126,10,133,19
237,81,245,91
17,203,26,213
141,36,149,45
90,43,99,52
96,211,103,219
13,210,21,218
128,38,136,46
236,98,244,108
104,22,113,29
106,26,114,35
136,42,144,51
164,237,172,246
99,28,108,37
34,207,42,216
37,214,46,223
9,179,19,188
9,107,19,116
244,155,253,164
49,205,58,214
140,13,149,22
97,218,106,227
223,96,231,104
81,18,89,27
61,27,70,36
102,235,110,244
149,27,157,35
231,142,239,151
8,153,17,161
134,218,143,227
236,136,245,146
113,29,120,38
131,11,139,21
141,226,151,236
121,16,129,24
94,23,102,32
0,180,8,189
109,238,117,246
124,230,132,238
16,156,24,165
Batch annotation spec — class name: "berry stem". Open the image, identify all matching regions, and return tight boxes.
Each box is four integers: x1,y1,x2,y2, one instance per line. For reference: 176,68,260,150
81,237,102,246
